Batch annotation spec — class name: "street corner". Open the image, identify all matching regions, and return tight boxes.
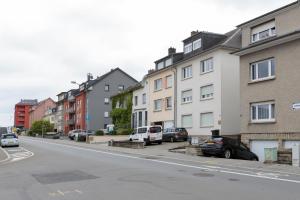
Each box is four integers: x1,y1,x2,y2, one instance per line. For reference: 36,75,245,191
0,146,34,165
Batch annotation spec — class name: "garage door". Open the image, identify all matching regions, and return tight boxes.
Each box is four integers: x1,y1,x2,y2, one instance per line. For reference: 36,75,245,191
250,140,278,162
284,141,300,149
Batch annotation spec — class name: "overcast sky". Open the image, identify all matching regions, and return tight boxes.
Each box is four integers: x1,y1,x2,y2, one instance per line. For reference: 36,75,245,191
0,0,295,126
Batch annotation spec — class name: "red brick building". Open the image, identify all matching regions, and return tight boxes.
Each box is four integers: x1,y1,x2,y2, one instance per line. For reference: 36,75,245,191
75,88,86,130
14,99,38,129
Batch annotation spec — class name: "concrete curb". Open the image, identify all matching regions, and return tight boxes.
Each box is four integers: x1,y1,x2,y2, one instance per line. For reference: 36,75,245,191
0,147,10,163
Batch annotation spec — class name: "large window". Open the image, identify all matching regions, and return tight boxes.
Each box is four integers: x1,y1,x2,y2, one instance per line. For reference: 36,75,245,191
118,85,124,91
251,21,276,43
104,111,109,118
193,38,202,50
200,58,213,73
157,61,164,70
154,78,162,91
182,66,192,79
182,115,192,128
104,98,109,104
138,111,143,127
145,111,148,126
251,102,275,122
166,75,173,88
142,93,146,104
154,99,162,111
251,58,275,81
200,112,214,127
165,58,172,67
182,90,192,103
104,85,109,91
200,85,214,100
184,43,192,54
134,96,138,106
166,97,172,109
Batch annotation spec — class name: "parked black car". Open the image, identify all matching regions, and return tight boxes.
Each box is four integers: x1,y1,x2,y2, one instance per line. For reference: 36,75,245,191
200,137,259,161
77,130,96,141
163,128,188,142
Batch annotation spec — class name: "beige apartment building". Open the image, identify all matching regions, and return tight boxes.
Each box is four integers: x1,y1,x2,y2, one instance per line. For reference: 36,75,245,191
234,1,300,161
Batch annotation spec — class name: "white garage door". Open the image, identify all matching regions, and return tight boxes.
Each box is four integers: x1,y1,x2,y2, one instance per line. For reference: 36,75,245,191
284,141,300,149
250,140,278,162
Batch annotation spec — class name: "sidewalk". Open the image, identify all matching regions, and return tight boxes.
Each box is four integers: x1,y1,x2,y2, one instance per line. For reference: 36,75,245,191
22,136,300,176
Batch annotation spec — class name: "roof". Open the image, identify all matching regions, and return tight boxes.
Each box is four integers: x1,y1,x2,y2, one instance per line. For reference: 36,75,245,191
16,99,38,106
182,31,225,43
110,83,142,98
88,67,138,88
237,1,299,27
56,92,67,96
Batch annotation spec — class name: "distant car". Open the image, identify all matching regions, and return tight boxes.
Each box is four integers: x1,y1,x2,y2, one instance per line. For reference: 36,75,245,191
68,129,85,140
163,128,188,142
129,126,163,145
200,136,259,161
77,130,96,141
1,134,19,147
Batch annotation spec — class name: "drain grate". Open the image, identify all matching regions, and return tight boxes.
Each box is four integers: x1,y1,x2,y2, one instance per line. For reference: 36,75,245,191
32,170,98,185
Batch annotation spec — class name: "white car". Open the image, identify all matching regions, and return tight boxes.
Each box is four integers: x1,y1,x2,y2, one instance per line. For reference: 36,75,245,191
129,126,163,145
1,134,19,147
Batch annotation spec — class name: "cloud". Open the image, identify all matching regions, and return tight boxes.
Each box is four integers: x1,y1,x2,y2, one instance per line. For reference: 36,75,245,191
0,0,295,126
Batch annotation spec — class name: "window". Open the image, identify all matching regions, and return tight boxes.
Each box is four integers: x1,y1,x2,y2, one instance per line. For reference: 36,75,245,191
251,102,275,122
193,38,202,50
251,21,276,43
118,85,124,91
251,58,275,81
200,58,213,73
154,99,162,111
166,75,172,88
200,85,214,100
134,96,138,106
166,97,172,109
104,85,109,91
182,115,192,128
182,90,192,103
104,112,109,118
200,112,214,127
138,111,143,127
145,111,148,126
182,66,192,79
154,78,162,91
184,43,193,54
157,61,164,70
104,98,109,104
142,93,146,104
165,58,172,67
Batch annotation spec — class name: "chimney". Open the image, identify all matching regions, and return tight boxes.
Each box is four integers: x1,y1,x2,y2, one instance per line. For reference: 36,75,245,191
148,69,155,74
87,73,93,81
191,30,199,36
168,47,176,55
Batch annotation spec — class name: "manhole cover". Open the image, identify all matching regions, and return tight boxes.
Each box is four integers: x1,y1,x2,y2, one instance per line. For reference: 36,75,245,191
32,170,98,185
193,172,215,177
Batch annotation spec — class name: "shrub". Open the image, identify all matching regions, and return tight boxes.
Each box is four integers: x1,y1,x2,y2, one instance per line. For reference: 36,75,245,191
30,120,54,135
116,128,132,135
95,130,104,136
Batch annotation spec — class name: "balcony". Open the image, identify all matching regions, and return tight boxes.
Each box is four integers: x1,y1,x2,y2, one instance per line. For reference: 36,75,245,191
67,118,75,125
67,107,76,113
68,96,75,102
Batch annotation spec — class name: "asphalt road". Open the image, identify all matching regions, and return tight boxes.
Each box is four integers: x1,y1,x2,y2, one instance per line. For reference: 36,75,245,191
0,138,300,200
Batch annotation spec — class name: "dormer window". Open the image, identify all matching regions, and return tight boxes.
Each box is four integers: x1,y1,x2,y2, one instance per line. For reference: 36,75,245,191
251,20,276,43
165,58,172,67
184,43,192,54
157,61,164,70
193,38,202,50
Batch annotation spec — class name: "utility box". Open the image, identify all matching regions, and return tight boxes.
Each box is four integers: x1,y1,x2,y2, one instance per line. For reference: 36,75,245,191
292,144,300,167
264,148,278,162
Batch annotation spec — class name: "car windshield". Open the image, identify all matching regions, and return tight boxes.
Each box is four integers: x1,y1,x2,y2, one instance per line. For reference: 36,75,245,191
2,134,16,139
149,127,161,133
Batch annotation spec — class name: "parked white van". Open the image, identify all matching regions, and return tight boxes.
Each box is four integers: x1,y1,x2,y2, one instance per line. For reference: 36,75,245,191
129,126,163,145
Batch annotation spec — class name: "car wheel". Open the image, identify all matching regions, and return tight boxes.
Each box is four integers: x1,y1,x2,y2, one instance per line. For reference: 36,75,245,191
157,140,162,145
129,138,132,142
143,139,148,146
251,157,258,161
224,149,232,159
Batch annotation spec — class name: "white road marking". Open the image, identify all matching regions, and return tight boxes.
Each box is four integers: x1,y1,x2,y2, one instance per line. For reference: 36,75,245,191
0,146,34,164
48,189,83,197
22,137,300,184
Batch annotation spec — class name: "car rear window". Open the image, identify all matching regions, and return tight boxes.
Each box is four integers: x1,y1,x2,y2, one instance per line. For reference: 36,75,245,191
2,134,16,139
149,127,161,133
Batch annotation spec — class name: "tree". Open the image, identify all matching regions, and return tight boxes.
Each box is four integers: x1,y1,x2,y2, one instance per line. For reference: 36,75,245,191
30,120,54,135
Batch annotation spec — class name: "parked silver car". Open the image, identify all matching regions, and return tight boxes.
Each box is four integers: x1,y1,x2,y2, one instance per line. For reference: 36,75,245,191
1,134,19,147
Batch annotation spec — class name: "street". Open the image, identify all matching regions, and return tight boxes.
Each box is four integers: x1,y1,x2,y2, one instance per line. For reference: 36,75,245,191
0,137,300,200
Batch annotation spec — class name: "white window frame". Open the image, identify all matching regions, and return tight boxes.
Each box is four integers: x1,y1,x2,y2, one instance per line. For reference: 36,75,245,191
154,99,162,111
251,21,276,43
104,98,109,104
166,75,173,88
200,84,214,100
184,43,193,54
104,85,109,91
200,112,214,128
134,96,138,106
165,97,172,110
104,111,109,118
250,58,275,81
165,58,172,67
182,90,192,104
200,58,214,74
157,61,164,70
250,102,275,123
193,38,202,50
142,93,146,104
182,66,192,80
154,78,162,91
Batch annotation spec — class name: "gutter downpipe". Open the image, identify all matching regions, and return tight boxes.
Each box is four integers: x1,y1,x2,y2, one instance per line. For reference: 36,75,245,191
171,66,177,128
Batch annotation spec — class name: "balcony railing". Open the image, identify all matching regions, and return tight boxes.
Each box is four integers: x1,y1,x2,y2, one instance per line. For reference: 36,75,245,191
67,119,75,125
67,107,75,113
68,96,75,102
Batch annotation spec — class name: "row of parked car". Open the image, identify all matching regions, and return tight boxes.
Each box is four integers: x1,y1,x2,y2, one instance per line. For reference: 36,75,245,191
68,129,95,141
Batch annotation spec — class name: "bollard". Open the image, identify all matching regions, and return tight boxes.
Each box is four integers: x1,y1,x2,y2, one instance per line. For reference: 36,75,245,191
292,144,300,167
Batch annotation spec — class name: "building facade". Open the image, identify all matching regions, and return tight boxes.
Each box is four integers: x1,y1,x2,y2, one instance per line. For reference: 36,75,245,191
43,107,57,131
86,68,138,131
132,77,150,128
235,1,300,161
29,98,56,128
56,92,67,133
176,30,241,137
64,90,78,133
14,99,38,129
